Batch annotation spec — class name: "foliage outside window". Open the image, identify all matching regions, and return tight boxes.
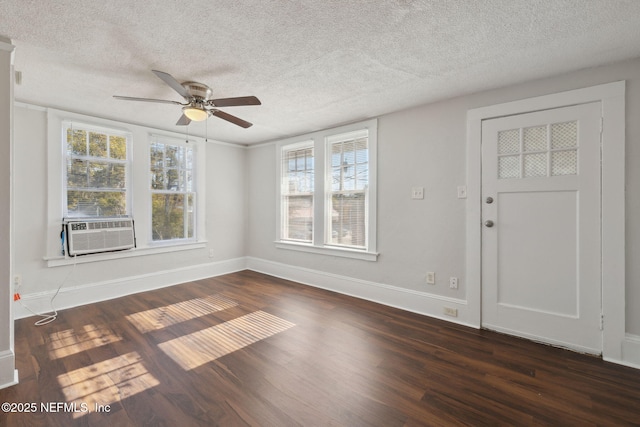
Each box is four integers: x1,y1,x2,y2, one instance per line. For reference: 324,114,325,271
64,123,130,218
281,143,314,243
150,139,196,242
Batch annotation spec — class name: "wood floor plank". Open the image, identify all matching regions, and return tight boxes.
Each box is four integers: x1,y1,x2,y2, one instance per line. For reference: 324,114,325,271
2,270,640,426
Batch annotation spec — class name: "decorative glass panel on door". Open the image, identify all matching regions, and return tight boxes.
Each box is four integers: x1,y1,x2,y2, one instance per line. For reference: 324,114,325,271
498,129,519,154
551,121,578,149
551,150,578,176
498,155,520,179
523,126,547,152
524,153,547,177
497,120,579,179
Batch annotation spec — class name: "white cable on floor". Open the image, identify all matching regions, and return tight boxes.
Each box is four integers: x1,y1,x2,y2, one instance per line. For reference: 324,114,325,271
17,255,78,326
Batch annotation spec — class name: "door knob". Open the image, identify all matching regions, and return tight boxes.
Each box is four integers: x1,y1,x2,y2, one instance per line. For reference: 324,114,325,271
486,196,494,204
484,220,494,228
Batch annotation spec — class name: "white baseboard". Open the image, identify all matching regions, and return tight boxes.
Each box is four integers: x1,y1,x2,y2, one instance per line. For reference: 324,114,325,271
0,350,17,390
615,334,640,369
15,256,472,329
12,254,637,371
13,257,247,320
246,256,475,328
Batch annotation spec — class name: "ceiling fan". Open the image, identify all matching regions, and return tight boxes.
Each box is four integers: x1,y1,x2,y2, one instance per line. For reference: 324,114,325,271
113,70,261,128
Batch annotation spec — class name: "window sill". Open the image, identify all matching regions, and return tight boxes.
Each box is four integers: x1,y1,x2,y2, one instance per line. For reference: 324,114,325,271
275,241,378,261
45,241,207,267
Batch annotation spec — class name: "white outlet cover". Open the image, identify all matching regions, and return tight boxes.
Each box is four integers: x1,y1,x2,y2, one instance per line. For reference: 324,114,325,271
411,187,424,200
444,307,458,317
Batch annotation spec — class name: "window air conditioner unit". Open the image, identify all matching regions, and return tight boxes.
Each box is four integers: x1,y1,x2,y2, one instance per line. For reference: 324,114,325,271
65,218,136,256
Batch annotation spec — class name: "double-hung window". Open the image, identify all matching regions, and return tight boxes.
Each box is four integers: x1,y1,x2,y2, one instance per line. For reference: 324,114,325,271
281,142,314,243
150,137,196,242
64,122,131,218
277,119,377,260
327,130,369,249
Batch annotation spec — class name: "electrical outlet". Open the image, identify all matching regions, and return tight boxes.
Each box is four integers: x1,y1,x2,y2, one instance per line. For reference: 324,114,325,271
444,307,458,317
449,277,458,289
208,249,215,258
457,185,467,199
411,187,424,200
13,274,21,287
426,272,435,285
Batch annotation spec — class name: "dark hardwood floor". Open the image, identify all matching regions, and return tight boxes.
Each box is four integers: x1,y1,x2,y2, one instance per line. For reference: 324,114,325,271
2,270,640,426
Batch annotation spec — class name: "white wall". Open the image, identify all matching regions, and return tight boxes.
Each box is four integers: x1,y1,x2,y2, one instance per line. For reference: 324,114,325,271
247,57,640,360
12,105,247,317
0,36,17,389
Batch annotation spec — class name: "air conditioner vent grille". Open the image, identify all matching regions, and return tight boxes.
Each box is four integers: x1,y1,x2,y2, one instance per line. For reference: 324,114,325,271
87,220,133,230
66,218,136,256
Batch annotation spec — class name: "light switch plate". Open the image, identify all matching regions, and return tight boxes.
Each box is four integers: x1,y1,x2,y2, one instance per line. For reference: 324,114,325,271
426,272,435,284
457,186,467,199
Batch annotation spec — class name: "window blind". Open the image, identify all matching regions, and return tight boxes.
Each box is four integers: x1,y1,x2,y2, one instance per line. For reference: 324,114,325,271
281,143,314,242
327,130,368,249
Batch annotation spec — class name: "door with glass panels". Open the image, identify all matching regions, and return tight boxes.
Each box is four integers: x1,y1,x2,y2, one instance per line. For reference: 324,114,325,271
481,102,602,354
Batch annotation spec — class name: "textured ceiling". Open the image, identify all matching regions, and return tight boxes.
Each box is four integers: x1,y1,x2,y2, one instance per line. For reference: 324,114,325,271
1,1,640,145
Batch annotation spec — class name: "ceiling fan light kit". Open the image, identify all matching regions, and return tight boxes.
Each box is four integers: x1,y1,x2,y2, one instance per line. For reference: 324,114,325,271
113,70,261,128
183,106,208,122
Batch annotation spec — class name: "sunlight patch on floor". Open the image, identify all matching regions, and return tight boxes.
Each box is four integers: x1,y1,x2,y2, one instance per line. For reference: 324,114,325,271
47,324,122,360
57,351,159,418
158,310,295,370
125,294,238,333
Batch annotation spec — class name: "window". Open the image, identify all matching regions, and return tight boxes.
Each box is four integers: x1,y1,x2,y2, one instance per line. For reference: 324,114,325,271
64,122,130,218
277,119,377,260
50,111,207,265
281,142,314,243
150,137,196,242
327,130,369,248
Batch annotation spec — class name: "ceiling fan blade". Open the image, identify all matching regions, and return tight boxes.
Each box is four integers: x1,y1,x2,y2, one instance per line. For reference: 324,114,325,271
113,95,183,105
208,96,261,107
176,114,191,126
152,70,191,99
210,109,253,128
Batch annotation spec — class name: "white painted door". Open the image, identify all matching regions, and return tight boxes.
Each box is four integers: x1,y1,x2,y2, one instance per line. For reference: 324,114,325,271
481,102,602,354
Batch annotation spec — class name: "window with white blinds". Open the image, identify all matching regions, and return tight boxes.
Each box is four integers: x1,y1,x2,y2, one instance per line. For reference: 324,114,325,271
327,130,369,249
281,142,314,243
276,119,377,261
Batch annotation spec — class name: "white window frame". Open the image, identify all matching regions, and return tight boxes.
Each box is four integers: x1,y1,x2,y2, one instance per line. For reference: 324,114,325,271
62,121,132,218
280,140,315,244
325,128,370,250
149,134,198,245
46,108,208,266
276,119,378,261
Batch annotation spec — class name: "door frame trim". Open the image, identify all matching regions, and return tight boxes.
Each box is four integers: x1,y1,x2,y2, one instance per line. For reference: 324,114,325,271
466,81,625,362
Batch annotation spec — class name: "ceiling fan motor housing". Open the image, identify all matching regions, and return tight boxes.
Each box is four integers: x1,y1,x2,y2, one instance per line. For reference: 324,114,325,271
182,81,213,100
